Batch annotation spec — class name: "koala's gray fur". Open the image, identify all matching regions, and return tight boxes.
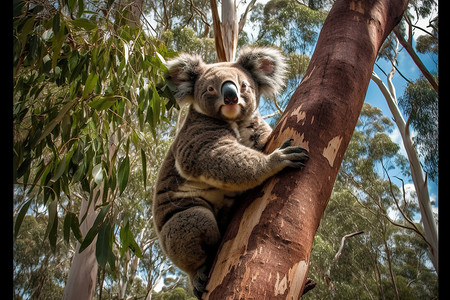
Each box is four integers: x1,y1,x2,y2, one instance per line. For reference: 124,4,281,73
152,47,309,298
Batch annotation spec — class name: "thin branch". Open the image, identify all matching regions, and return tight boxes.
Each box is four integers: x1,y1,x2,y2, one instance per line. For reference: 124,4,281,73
273,96,283,115
189,0,211,36
393,26,438,92
380,161,432,249
333,231,364,261
262,111,280,120
238,0,257,33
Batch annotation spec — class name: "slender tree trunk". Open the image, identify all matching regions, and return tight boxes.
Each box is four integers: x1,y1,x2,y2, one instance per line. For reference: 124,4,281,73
63,190,100,300
371,70,438,272
204,0,409,298
63,132,119,299
210,0,239,62
210,0,227,62
221,0,238,62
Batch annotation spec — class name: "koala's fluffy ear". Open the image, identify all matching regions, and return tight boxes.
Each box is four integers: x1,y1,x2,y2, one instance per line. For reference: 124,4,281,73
166,53,205,105
236,47,287,98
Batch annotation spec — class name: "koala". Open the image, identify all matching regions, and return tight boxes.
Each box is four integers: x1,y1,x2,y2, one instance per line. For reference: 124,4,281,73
152,47,309,298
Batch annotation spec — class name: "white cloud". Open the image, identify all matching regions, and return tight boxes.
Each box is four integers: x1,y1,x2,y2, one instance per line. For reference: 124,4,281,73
412,7,438,40
388,127,418,159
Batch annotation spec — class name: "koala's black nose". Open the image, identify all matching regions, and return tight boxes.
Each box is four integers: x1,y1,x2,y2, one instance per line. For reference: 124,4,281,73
221,81,238,105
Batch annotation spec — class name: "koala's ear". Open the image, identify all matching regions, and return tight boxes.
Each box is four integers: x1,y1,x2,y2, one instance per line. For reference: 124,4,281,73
235,47,287,98
166,53,205,105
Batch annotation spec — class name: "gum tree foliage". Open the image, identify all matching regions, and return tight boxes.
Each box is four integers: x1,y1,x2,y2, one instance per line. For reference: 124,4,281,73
398,77,438,181
13,0,178,298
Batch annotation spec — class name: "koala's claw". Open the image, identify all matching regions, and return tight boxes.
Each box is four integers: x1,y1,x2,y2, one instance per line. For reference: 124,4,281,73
280,138,294,149
279,139,308,153
192,265,209,299
275,138,309,169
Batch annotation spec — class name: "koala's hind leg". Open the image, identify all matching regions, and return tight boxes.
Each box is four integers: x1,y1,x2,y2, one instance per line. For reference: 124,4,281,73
159,206,221,297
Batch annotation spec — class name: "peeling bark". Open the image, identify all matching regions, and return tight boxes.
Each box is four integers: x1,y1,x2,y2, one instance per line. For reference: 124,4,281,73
204,0,409,299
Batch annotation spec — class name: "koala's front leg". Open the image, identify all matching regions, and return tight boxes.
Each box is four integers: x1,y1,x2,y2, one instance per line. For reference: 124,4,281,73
177,138,308,191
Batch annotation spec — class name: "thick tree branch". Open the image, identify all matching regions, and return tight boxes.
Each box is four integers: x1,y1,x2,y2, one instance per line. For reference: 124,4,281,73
204,0,409,299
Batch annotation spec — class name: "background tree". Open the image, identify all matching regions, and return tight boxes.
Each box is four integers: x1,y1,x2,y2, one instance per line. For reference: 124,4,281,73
370,0,438,271
303,103,437,299
13,0,177,298
398,77,438,181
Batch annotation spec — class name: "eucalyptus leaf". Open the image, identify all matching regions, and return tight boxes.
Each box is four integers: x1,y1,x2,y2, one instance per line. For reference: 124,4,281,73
117,156,130,195
78,203,110,253
92,163,103,185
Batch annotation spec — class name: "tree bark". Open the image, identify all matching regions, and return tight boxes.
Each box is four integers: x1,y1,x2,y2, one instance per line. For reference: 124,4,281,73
203,0,409,299
210,0,239,62
210,0,227,62
221,0,239,62
62,189,100,300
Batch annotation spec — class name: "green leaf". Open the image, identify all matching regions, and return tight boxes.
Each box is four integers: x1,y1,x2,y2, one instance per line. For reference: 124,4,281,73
117,156,130,195
92,163,103,185
119,221,142,258
69,18,97,31
70,212,83,243
52,13,60,34
64,212,83,243
77,0,85,18
49,156,66,183
79,203,110,253
141,149,147,187
96,221,115,268
36,98,78,145
51,20,67,70
88,96,117,111
14,199,32,238
82,72,99,99
45,200,58,237
16,157,31,181
63,212,72,244
46,200,58,251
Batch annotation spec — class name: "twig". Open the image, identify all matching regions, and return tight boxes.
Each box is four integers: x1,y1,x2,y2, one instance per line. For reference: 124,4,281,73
333,231,364,261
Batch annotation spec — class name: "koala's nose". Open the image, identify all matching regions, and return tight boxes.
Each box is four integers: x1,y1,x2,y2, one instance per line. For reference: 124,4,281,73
221,81,238,105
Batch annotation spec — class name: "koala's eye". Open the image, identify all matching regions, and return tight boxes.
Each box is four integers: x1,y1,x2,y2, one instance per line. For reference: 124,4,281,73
241,81,248,91
207,86,215,93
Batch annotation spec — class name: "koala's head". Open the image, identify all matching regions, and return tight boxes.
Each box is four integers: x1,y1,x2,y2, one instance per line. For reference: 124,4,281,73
166,47,287,121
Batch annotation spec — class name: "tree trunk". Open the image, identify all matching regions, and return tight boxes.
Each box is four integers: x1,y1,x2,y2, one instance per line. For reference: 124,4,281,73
203,0,409,299
63,131,119,299
210,0,239,62
371,70,438,272
221,0,238,62
63,190,100,300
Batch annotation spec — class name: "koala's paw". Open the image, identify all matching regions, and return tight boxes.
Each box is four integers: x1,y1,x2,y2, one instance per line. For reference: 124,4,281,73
192,264,209,299
275,138,309,168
